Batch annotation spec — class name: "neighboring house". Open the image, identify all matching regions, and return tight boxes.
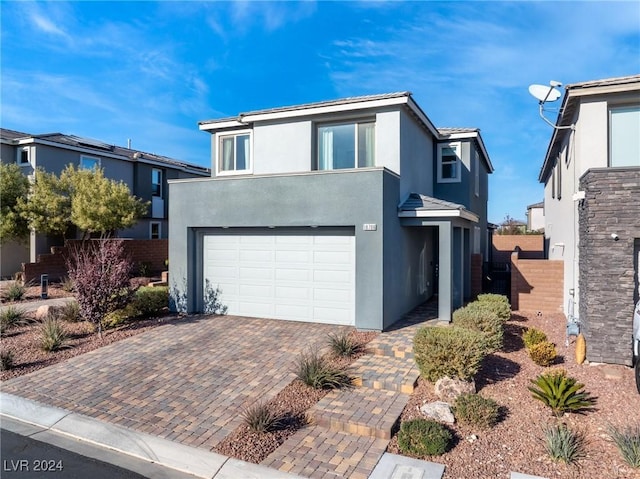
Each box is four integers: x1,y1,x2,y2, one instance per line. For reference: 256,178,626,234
496,218,527,235
0,129,210,278
538,74,640,365
169,92,494,330
526,201,544,232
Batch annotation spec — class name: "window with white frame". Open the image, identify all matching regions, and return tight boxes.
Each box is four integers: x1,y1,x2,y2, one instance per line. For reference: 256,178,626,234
80,155,100,170
217,131,251,174
437,142,461,183
150,222,161,239
610,106,640,167
152,168,162,197
474,150,480,196
317,121,375,170
17,147,30,165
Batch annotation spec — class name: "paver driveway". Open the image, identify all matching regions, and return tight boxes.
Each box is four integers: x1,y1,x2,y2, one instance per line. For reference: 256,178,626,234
2,315,347,450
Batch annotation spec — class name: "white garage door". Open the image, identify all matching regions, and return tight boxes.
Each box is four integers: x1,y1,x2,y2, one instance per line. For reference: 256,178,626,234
203,232,355,325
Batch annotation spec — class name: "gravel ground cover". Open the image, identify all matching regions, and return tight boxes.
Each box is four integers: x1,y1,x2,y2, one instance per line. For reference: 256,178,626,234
387,311,640,479
213,330,378,464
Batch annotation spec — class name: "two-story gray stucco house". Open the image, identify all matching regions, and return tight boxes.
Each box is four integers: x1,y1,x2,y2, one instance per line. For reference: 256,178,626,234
539,74,640,365
169,92,493,330
0,129,210,278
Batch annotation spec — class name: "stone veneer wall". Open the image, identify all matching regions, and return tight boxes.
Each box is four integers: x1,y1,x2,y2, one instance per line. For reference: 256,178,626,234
578,167,640,366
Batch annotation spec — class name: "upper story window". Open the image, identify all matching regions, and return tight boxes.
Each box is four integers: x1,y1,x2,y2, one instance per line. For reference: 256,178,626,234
80,155,100,170
217,131,251,175
317,121,375,170
610,106,640,167
437,142,461,183
17,147,30,165
152,168,163,197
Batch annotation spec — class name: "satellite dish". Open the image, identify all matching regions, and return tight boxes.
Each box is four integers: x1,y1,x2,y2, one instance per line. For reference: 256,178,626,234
528,84,561,103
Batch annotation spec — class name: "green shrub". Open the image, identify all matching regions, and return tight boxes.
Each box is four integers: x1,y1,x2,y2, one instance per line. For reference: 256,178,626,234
528,370,596,417
0,306,27,335
39,318,68,352
397,419,453,457
138,261,153,277
543,424,586,464
60,276,74,293
609,425,640,468
528,341,557,366
413,326,488,382
0,349,14,371
54,301,81,322
2,281,26,301
293,350,352,389
453,393,500,429
102,286,168,329
241,401,282,433
522,327,548,349
473,295,511,322
133,286,168,317
452,305,503,353
328,331,363,357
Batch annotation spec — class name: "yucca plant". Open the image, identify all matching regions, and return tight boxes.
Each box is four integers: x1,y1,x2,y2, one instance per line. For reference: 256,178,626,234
241,401,282,433
609,424,640,468
293,350,352,389
327,331,363,357
2,281,26,301
528,370,596,417
39,318,69,352
543,424,586,464
0,306,28,335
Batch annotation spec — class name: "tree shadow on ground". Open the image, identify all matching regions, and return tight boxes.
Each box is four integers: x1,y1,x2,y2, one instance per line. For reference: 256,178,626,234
475,354,521,390
502,322,527,353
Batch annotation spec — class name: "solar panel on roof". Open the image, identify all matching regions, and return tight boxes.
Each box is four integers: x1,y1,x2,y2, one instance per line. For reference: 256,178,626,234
69,135,113,150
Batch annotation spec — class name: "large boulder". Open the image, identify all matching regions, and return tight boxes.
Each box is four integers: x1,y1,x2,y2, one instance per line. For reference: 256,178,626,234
434,376,476,404
419,401,455,424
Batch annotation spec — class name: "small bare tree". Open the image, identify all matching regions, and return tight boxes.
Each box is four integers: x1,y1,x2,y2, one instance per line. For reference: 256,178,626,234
66,240,134,337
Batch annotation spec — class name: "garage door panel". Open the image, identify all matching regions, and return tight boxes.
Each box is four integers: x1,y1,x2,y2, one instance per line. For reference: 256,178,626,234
276,286,311,300
313,306,351,323
313,270,351,283
204,233,354,325
275,250,310,263
275,268,311,281
239,267,272,280
314,251,352,264
313,288,351,302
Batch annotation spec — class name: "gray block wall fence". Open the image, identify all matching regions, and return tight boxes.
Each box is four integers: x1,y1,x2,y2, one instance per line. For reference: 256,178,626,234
578,167,640,365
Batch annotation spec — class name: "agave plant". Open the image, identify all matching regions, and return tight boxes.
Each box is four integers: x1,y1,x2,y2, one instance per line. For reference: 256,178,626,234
528,371,596,417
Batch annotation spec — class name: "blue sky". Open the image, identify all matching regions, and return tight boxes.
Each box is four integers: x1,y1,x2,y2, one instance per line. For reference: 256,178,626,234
2,1,639,223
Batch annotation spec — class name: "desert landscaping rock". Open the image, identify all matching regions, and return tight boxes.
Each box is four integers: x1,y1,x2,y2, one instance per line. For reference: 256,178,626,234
434,376,476,403
419,401,455,424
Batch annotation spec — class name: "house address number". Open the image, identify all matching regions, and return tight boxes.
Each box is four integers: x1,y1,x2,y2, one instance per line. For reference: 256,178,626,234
362,224,377,231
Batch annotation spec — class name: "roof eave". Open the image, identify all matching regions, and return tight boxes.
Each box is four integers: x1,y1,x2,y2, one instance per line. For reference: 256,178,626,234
398,209,479,223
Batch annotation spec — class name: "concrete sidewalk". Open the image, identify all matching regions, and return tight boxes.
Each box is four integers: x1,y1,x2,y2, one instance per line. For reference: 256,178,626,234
0,297,75,314
1,392,305,479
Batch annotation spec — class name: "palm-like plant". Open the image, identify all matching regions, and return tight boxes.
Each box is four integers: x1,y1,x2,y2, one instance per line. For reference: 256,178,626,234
528,371,596,417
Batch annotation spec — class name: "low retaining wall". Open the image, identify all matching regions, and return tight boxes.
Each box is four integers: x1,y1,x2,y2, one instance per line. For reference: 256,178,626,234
22,239,168,283
510,250,563,313
493,235,544,263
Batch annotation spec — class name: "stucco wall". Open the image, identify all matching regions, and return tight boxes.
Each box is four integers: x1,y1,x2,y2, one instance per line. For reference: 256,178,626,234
578,167,640,365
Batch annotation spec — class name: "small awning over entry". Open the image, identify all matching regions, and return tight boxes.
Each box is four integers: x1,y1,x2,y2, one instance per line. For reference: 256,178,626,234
398,193,479,222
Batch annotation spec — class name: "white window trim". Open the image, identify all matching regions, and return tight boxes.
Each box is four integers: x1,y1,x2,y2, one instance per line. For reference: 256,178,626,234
80,155,101,170
152,168,163,197
215,129,253,176
437,141,461,183
150,221,161,239
316,120,376,171
17,146,31,166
